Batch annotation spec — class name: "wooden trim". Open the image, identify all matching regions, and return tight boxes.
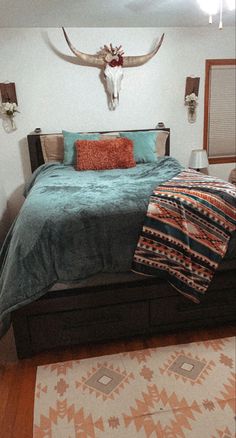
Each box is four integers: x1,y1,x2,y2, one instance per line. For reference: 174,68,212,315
209,156,236,164
203,59,236,163
203,60,211,153
205,59,236,66
27,128,171,173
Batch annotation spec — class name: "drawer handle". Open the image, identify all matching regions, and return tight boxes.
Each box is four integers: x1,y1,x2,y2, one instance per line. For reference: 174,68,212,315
63,314,121,330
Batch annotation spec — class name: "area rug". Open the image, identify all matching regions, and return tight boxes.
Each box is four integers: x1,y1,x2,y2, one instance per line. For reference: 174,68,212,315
33,337,236,437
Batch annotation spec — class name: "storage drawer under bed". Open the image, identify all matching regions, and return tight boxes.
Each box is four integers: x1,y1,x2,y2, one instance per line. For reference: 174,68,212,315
28,300,149,353
150,287,236,327
11,266,236,358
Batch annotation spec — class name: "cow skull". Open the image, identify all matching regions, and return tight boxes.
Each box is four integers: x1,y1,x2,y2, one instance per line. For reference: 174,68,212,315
103,65,123,110
62,28,164,110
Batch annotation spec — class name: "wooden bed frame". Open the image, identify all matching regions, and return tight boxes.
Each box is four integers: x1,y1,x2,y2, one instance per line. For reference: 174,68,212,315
11,129,236,358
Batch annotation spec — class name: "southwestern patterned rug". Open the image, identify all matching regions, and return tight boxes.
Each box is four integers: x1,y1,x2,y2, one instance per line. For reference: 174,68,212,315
33,337,236,437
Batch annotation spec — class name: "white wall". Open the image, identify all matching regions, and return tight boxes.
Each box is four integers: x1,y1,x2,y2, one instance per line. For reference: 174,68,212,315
0,27,235,231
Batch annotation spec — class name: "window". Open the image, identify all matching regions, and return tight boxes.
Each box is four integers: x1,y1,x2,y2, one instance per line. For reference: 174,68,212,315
203,59,236,164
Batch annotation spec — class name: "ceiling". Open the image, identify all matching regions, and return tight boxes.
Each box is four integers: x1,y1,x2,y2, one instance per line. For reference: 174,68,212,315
0,0,235,28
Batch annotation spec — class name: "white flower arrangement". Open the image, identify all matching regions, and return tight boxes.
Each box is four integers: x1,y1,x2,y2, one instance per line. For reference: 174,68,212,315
1,101,19,116
0,101,19,131
185,93,198,108
185,93,198,121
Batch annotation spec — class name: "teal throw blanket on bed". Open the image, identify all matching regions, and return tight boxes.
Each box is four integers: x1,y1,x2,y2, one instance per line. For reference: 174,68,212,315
0,158,184,336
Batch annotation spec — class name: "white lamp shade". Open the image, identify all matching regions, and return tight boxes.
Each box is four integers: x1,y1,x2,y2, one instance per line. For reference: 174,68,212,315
189,149,209,169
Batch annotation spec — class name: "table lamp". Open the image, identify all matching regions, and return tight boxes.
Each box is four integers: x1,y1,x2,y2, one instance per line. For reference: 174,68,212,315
189,149,209,171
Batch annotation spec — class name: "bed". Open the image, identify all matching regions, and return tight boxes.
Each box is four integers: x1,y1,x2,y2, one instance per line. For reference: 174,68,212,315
1,129,235,358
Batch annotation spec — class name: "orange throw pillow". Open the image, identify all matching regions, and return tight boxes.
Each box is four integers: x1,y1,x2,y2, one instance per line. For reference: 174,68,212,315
75,138,136,171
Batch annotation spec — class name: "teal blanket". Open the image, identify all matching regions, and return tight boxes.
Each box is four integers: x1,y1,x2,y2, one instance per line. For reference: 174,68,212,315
0,158,182,336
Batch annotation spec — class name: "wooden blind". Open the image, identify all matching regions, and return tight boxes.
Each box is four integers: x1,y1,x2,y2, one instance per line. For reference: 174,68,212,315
208,65,236,157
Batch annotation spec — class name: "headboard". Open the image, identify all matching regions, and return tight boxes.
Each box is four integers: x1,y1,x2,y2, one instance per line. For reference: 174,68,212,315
27,128,170,173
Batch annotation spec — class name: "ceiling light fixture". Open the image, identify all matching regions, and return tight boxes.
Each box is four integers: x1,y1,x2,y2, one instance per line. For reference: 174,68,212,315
197,0,235,29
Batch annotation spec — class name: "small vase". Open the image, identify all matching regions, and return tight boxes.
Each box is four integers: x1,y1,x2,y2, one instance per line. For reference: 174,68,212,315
188,106,196,123
2,115,17,133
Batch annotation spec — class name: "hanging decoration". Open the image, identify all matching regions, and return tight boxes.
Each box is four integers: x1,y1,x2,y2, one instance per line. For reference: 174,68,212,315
62,28,164,110
0,82,19,133
184,76,200,123
0,102,19,132
185,93,198,123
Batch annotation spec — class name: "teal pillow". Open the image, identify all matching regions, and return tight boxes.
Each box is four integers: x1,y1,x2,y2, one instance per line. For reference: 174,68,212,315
62,130,100,165
119,131,158,163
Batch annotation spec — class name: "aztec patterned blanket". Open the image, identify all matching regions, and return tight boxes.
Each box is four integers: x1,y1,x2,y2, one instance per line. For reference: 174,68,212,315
132,169,236,303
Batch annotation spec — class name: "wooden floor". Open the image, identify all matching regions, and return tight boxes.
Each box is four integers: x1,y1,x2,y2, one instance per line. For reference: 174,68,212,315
0,324,235,438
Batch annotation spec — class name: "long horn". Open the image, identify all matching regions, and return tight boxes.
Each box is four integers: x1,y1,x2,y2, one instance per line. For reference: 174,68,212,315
62,28,105,67
123,33,164,67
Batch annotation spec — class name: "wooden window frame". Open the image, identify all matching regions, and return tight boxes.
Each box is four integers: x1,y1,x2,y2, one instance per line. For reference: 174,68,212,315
203,59,236,164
